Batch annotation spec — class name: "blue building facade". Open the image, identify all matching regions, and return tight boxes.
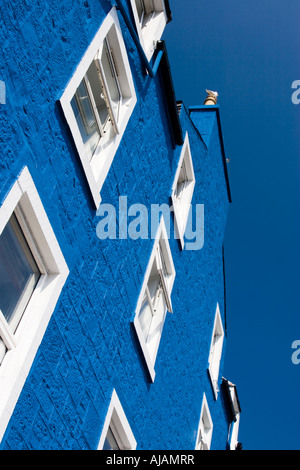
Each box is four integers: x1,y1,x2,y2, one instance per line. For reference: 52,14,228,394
0,0,241,450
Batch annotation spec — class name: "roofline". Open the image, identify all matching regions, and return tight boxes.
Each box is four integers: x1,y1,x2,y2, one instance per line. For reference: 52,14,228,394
188,105,232,203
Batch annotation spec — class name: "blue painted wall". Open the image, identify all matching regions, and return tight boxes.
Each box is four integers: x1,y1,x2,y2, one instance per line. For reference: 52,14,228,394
0,0,233,450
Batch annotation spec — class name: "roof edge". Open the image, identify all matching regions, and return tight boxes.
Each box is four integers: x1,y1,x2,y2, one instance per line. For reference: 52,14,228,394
188,105,232,203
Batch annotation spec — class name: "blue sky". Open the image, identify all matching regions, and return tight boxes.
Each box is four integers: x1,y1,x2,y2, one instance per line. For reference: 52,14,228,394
164,0,300,450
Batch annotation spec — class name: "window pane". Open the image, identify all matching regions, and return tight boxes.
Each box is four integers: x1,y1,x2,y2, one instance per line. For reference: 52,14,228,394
103,426,120,450
148,262,164,311
175,160,188,203
138,291,152,341
101,39,121,121
158,243,168,278
135,0,146,22
143,273,166,360
0,213,40,332
152,284,165,317
71,79,101,161
86,61,109,129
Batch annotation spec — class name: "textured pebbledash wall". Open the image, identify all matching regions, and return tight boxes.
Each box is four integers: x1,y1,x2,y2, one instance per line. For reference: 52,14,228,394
0,0,234,450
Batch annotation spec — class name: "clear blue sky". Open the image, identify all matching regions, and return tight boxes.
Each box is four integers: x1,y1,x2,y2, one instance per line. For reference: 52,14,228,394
164,0,300,450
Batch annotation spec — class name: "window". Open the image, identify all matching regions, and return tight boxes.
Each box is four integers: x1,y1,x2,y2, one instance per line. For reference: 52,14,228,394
208,303,224,399
222,379,241,450
133,217,175,382
98,390,137,450
60,7,137,208
130,0,168,60
195,394,213,450
171,133,195,249
0,212,41,364
0,167,69,443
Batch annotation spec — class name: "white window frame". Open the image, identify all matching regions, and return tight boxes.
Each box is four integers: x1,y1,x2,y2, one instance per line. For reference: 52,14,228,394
195,393,213,450
228,384,241,450
0,167,69,444
98,389,137,450
130,0,168,61
60,7,137,208
208,303,224,400
133,217,175,382
171,132,195,250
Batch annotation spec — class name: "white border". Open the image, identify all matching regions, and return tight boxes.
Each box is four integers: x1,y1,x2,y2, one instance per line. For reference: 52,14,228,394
195,393,213,450
130,0,168,61
227,382,241,450
133,217,175,382
60,7,137,208
208,303,224,400
98,389,137,450
0,167,69,444
171,132,195,249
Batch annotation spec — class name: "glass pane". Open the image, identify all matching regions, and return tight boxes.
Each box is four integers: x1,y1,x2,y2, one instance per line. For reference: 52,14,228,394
148,267,166,317
0,213,40,332
158,243,168,278
152,284,165,316
175,160,188,203
101,39,121,121
148,263,162,306
149,260,167,314
71,79,101,161
138,291,153,341
86,61,109,129
135,0,146,22
103,426,120,450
